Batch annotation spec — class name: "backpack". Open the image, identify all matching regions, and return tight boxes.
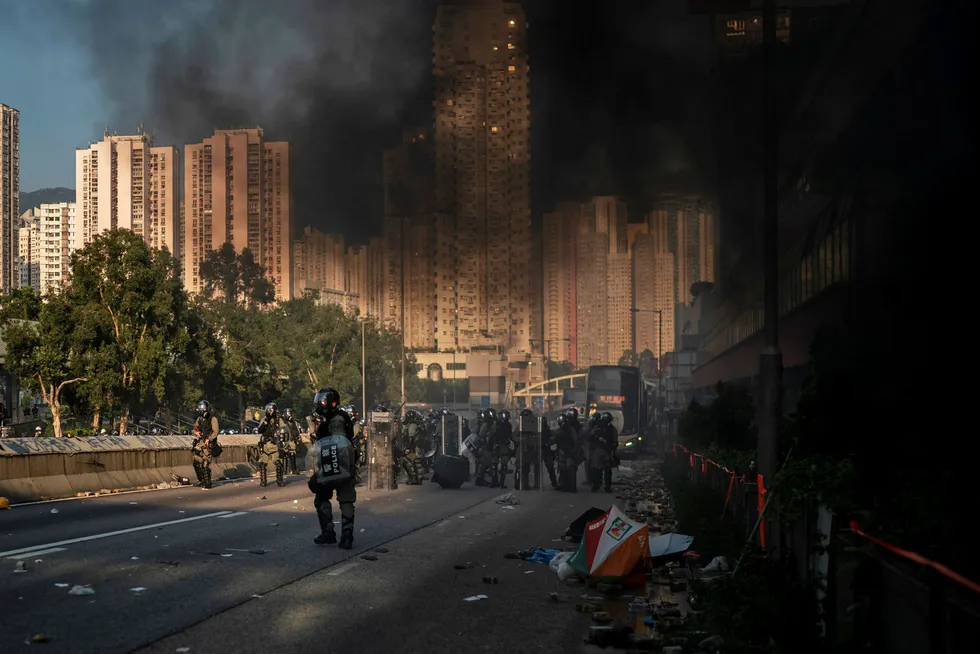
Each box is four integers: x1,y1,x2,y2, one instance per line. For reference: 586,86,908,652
309,433,355,487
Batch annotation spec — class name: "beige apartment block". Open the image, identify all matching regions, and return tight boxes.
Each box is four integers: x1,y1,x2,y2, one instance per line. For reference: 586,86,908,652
184,128,291,301
75,128,178,257
1,103,21,292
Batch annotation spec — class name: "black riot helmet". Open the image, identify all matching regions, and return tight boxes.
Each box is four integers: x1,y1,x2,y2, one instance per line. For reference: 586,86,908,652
283,407,294,421
265,402,278,417
440,407,452,416
477,409,487,423
428,410,440,421
498,409,511,423
314,387,341,417
196,400,211,417
600,411,614,426
519,408,534,418
557,413,567,428
339,404,358,422
373,403,389,413
564,407,579,423
485,408,497,422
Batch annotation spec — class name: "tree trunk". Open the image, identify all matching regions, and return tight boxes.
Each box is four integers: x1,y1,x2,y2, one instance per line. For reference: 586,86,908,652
50,400,64,439
119,406,130,436
92,411,101,430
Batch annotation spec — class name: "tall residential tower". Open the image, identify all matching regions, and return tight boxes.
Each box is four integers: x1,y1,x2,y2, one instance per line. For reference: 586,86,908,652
183,128,292,301
432,0,532,353
1,103,20,293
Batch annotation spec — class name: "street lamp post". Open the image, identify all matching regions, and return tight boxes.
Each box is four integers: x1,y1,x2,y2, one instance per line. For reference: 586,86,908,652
361,319,367,418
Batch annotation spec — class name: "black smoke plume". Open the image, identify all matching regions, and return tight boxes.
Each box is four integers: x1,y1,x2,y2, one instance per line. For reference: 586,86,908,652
56,0,439,241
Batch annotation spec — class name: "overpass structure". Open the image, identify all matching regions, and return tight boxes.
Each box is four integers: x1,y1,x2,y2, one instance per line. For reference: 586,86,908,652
511,373,586,408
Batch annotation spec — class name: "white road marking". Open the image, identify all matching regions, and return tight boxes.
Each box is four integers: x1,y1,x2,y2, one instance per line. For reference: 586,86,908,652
327,561,360,576
0,511,233,558
218,511,248,519
6,547,67,560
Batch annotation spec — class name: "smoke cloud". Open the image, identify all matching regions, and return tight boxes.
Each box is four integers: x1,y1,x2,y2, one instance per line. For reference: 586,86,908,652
53,0,437,241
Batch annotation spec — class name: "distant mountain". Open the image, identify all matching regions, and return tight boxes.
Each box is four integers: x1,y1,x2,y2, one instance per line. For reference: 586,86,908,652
19,187,75,212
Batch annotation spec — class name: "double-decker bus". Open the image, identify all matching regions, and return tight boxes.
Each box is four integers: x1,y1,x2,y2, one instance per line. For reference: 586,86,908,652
585,365,648,453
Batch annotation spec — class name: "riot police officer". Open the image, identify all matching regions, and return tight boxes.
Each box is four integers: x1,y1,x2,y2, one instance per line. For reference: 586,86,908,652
309,387,358,549
590,412,618,493
340,405,366,485
556,408,581,492
474,409,497,487
393,409,423,487
192,400,220,489
491,409,515,489
257,403,286,487
282,408,301,475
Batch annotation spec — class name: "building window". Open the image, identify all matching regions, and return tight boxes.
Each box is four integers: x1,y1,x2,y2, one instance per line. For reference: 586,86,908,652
507,65,516,72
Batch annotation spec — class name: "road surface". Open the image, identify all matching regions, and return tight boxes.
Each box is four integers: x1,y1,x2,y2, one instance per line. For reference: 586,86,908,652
1,471,616,653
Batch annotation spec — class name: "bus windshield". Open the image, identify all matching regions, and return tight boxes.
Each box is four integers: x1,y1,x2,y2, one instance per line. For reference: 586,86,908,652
586,367,640,435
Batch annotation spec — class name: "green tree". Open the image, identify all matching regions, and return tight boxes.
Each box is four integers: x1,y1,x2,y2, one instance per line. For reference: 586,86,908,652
66,229,189,434
198,243,275,307
0,288,86,438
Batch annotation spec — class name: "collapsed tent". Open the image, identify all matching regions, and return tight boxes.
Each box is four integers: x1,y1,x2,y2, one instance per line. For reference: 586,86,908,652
564,507,607,543
568,505,650,585
648,532,694,565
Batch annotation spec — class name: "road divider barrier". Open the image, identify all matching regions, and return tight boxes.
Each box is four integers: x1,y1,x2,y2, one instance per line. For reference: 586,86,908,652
0,434,262,504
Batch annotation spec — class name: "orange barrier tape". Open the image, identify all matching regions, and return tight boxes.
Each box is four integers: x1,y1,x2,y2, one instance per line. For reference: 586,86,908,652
849,521,980,595
721,472,735,519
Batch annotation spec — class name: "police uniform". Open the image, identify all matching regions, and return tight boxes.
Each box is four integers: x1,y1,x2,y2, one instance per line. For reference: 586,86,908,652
192,408,220,489
393,417,422,487
283,415,301,475
257,413,286,487
474,414,496,487
491,414,514,489
556,415,581,493
351,419,366,484
311,407,357,549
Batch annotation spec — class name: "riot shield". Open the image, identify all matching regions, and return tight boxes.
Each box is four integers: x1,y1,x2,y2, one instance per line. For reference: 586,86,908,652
421,421,439,459
368,411,394,490
515,415,544,491
440,414,461,457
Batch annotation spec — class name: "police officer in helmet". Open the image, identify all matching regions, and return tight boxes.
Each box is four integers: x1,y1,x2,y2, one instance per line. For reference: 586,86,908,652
282,408,301,475
308,388,358,549
192,400,220,489
257,402,287,487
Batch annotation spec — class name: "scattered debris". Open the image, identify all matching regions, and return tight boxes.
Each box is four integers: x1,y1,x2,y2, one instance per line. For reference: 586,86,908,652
495,492,521,506
176,648,191,653
131,557,139,560
54,583,70,588
374,548,389,554
251,594,263,598
269,523,278,527
130,587,148,593
259,495,267,500
157,561,180,567
68,585,95,596
29,634,51,644
454,562,475,570
360,555,379,562
130,501,138,505
482,576,498,584
13,561,27,573
50,509,59,514
463,594,489,602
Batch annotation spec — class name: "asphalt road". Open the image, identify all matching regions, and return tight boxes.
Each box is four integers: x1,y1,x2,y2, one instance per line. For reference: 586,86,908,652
1,471,618,653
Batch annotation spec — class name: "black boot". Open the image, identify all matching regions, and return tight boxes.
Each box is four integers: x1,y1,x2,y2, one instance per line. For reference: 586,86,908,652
259,465,268,487
548,467,559,489
339,516,354,550
314,528,337,545
275,460,285,487
290,455,298,475
604,467,612,493
203,464,213,489
391,467,399,489
192,462,204,486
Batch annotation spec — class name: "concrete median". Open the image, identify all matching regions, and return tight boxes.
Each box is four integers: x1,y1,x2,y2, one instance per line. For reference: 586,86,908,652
0,434,263,504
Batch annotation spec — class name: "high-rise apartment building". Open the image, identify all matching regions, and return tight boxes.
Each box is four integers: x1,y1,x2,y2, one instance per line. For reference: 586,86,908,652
74,129,179,256
632,233,674,362
647,195,716,306
17,202,77,294
367,237,386,322
184,128,292,301
586,196,631,363
433,0,532,353
575,231,608,368
293,227,345,298
17,209,40,291
1,103,20,293
541,203,584,363
382,127,435,350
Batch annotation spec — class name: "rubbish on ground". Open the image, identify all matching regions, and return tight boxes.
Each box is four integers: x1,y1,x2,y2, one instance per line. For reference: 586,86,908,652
361,555,379,561
176,648,191,653
374,548,389,554
54,583,70,588
130,587,148,592
549,551,575,581
482,576,498,584
293,499,298,504
68,585,95,595
269,523,278,527
50,509,59,514
591,611,612,623
576,603,600,612
131,557,139,560
524,570,534,574
29,634,51,643
564,507,606,543
454,562,475,570
495,492,521,505
518,547,562,565
220,553,233,557
359,528,365,533
501,505,515,510
648,532,694,563
566,505,648,586
259,496,267,500
251,594,263,598
463,594,489,602
130,501,138,505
